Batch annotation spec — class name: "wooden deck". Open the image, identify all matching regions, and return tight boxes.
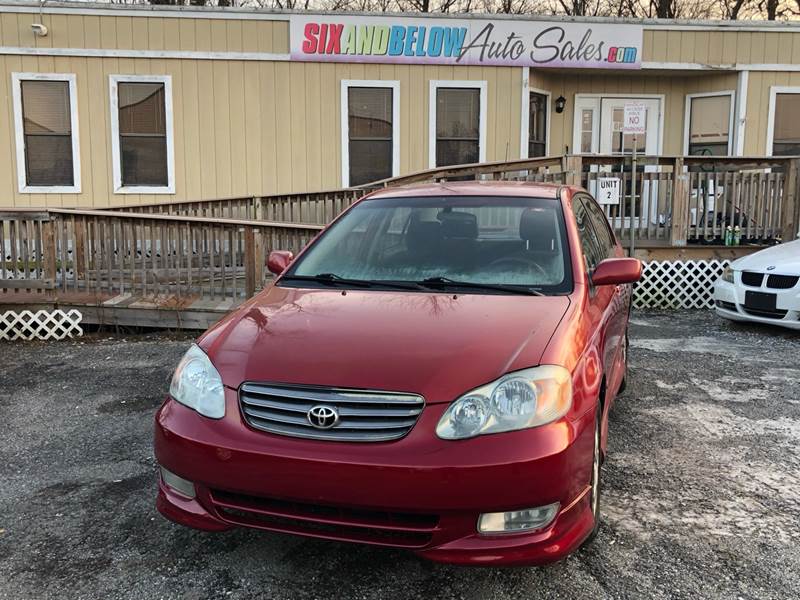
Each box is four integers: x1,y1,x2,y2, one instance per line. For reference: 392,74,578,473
115,154,800,247
0,208,305,329
2,154,798,329
0,290,240,329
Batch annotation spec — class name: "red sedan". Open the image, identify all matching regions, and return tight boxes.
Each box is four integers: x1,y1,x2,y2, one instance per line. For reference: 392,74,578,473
154,182,641,566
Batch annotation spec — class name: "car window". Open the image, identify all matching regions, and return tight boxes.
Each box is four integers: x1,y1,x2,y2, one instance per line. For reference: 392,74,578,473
283,195,574,294
580,195,616,259
572,197,604,272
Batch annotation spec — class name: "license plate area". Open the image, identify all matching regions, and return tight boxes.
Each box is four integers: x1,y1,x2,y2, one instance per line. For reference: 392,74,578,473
744,291,777,311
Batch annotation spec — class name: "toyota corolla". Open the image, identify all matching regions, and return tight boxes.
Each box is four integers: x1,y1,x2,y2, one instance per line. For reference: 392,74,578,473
154,181,642,566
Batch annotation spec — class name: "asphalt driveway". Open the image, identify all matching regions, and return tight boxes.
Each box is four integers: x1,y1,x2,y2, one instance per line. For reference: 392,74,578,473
1,310,799,600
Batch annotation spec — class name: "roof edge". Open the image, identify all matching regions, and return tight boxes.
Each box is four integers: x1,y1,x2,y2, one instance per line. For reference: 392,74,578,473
2,0,800,31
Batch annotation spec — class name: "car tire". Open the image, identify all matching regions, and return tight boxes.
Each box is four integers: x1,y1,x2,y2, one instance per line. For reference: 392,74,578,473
582,405,603,546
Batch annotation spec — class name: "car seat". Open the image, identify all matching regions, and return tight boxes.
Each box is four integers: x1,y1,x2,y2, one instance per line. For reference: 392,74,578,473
438,211,478,272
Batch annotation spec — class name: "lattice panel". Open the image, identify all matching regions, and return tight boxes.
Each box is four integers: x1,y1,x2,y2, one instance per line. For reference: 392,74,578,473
634,260,730,309
0,309,83,341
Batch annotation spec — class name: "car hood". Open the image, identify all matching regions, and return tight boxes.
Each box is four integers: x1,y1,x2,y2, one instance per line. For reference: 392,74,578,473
200,285,571,404
732,239,800,274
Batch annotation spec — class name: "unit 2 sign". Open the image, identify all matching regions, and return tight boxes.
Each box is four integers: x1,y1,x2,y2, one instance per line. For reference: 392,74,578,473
597,177,621,205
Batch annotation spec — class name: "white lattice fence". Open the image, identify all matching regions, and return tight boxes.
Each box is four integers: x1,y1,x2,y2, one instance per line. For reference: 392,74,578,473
0,309,83,341
634,260,730,309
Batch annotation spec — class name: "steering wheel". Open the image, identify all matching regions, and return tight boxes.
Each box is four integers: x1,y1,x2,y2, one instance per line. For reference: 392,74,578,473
489,256,549,279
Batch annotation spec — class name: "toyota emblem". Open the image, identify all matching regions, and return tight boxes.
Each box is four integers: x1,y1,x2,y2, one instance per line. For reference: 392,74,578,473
307,405,339,429
766,265,776,271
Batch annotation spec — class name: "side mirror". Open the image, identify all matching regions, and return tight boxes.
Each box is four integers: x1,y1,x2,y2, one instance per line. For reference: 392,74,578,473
591,257,642,286
267,250,294,276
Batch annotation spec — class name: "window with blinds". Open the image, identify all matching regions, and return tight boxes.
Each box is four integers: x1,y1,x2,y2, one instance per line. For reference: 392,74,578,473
688,95,732,156
347,87,393,187
436,88,480,167
20,79,74,187
117,82,168,186
772,94,800,156
529,93,547,158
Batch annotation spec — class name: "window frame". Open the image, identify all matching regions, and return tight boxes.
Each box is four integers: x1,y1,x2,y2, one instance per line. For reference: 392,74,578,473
683,91,735,156
572,96,599,155
428,80,487,169
571,194,605,275
577,194,617,260
527,88,551,158
766,86,800,157
340,79,400,188
11,72,81,194
109,74,175,194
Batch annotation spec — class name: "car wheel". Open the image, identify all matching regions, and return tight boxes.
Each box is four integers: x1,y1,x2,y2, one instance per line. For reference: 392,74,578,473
582,406,603,546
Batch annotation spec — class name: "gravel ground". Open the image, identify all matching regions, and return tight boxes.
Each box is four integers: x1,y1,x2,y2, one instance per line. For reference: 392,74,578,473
1,310,799,600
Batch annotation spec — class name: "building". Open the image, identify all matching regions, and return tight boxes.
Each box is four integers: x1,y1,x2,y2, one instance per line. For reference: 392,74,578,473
2,1,800,209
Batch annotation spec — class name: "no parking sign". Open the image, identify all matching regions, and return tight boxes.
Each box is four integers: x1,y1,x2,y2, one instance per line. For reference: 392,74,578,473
623,103,646,135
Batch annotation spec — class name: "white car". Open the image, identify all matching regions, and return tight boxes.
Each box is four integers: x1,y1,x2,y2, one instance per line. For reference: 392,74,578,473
713,239,800,330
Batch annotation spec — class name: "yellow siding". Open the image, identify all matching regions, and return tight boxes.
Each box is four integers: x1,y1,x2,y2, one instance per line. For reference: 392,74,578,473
531,70,738,156
643,29,800,66
743,71,800,155
0,13,289,53
4,11,799,66
3,7,800,209
0,54,521,208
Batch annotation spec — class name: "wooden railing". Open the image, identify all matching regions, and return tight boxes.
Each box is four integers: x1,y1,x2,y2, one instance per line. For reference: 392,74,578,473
579,155,799,246
123,188,366,226
106,154,799,246
3,155,799,322
111,156,567,226
371,155,567,187
0,209,322,300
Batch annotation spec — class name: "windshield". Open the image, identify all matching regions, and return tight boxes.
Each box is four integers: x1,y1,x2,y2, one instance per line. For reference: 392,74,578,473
281,195,573,294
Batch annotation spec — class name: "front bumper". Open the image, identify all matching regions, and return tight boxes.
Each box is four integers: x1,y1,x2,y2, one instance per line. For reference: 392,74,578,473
713,278,800,330
154,392,596,566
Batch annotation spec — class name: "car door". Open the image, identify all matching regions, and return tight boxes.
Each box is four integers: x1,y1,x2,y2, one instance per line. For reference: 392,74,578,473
577,193,630,401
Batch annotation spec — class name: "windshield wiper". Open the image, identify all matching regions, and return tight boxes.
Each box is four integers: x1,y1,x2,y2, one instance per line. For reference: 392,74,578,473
280,273,370,287
281,273,424,291
280,274,542,295
417,277,544,296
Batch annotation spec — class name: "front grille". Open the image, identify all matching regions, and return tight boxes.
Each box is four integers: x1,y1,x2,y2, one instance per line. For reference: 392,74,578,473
742,307,788,319
209,489,438,548
741,271,764,287
239,383,425,442
766,274,799,289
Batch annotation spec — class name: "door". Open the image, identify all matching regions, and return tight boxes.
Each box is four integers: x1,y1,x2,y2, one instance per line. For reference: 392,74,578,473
598,98,660,156
571,194,619,450
577,193,630,402
574,97,663,231
600,98,661,230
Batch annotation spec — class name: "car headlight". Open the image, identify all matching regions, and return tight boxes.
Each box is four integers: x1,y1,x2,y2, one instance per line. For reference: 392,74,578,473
169,344,225,419
436,365,572,440
720,266,734,283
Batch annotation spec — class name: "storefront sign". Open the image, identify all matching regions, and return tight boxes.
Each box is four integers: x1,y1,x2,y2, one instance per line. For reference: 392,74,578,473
597,177,621,205
289,15,642,70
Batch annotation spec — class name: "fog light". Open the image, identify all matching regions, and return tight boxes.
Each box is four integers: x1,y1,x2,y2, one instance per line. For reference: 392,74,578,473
478,503,559,534
160,466,196,499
